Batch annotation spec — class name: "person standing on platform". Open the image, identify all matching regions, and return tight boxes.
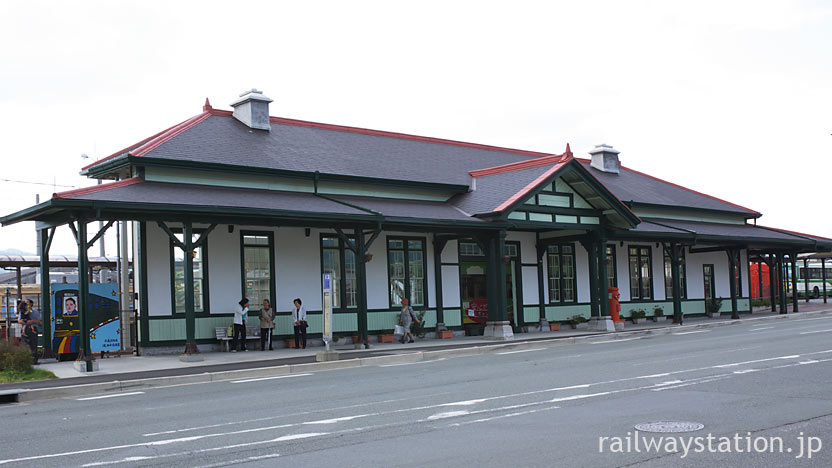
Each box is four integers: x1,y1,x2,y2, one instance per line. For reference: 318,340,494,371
292,298,307,349
232,298,249,352
259,299,274,351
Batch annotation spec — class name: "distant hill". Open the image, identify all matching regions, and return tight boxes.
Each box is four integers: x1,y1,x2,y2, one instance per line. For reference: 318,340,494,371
0,248,36,256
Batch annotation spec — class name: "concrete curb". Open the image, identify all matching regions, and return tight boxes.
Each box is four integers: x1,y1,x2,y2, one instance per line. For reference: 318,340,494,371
14,308,832,403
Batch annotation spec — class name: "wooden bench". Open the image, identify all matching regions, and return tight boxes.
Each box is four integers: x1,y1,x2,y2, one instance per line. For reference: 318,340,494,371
216,327,261,352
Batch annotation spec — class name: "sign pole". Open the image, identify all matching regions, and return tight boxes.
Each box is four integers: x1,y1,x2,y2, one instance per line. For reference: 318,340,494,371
316,272,338,361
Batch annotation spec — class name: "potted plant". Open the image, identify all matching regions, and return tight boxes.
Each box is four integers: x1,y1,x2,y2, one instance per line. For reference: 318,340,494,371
567,314,588,329
706,297,723,318
377,330,395,343
630,309,646,324
652,306,664,322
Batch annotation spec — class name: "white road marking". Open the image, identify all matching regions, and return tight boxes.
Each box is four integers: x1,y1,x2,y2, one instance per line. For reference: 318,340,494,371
303,415,367,425
651,375,732,391
749,326,774,331
76,392,144,401
446,405,561,427
81,439,285,467
230,373,312,384
589,338,641,344
673,330,710,335
799,329,832,335
496,348,547,355
427,410,470,420
272,433,328,442
733,369,760,374
639,373,671,379
379,359,443,367
714,355,800,368
441,399,487,407
192,453,282,468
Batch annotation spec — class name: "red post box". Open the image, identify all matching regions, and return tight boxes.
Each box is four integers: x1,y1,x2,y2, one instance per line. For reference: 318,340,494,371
608,287,622,323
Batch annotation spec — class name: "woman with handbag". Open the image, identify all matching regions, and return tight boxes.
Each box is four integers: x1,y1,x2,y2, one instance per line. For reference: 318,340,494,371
399,298,418,344
292,298,307,349
259,299,275,351
232,297,249,352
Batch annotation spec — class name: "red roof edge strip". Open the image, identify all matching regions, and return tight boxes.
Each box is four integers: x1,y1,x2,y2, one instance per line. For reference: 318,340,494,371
575,157,761,215
265,116,552,158
493,163,567,212
757,225,832,242
470,152,571,178
81,123,182,171
131,112,212,157
53,177,144,199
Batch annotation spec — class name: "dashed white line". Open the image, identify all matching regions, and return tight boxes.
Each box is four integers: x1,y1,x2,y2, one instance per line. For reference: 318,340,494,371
496,348,547,355
230,373,312,384
749,326,774,331
76,392,144,401
589,338,642,344
673,330,710,335
799,329,832,335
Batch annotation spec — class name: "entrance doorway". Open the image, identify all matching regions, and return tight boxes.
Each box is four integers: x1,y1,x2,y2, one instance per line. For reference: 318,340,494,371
458,240,521,334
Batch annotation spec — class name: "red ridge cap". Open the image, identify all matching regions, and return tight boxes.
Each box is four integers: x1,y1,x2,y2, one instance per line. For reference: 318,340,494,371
131,112,212,157
493,163,568,212
53,177,143,199
263,115,552,158
470,146,572,178
81,123,182,171
757,225,832,242
577,158,761,215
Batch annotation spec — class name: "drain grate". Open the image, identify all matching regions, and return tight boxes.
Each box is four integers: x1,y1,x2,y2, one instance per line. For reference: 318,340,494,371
634,421,704,433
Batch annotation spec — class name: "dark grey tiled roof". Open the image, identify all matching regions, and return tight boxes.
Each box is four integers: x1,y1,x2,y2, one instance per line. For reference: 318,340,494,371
69,180,482,223
580,161,759,215
142,115,541,187
637,218,826,245
449,165,552,215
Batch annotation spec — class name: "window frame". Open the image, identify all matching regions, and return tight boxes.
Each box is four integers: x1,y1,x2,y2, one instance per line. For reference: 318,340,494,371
703,263,716,300
605,244,618,289
663,249,687,300
239,231,276,314
627,245,654,301
319,233,358,310
546,243,577,304
168,227,210,315
386,236,428,309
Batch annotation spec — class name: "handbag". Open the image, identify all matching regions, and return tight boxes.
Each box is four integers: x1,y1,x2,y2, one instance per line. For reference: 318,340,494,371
394,324,405,335
299,320,309,330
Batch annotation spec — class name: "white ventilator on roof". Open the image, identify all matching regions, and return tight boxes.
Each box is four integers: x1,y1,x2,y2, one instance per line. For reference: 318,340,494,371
589,144,620,174
230,88,273,131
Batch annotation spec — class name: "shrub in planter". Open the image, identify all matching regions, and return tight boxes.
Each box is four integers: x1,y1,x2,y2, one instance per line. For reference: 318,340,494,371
652,306,664,321
706,297,723,317
0,341,33,373
567,315,588,329
630,309,646,324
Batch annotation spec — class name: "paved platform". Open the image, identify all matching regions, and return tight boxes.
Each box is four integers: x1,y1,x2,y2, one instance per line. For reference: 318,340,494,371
5,304,831,393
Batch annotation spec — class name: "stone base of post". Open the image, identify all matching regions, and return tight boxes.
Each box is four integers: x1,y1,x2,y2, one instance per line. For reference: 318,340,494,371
180,342,204,362
483,321,514,340
587,316,616,332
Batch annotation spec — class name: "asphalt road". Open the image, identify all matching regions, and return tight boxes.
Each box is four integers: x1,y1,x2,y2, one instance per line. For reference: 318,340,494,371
2,315,831,467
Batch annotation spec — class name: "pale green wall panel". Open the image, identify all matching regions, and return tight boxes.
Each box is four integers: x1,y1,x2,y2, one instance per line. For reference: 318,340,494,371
333,313,358,332
443,309,462,327
682,301,705,314
150,318,185,341
545,304,591,321
523,306,540,322
196,316,236,339
368,311,400,331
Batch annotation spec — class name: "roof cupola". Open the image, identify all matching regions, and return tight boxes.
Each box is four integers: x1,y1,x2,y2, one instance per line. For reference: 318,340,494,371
230,88,273,131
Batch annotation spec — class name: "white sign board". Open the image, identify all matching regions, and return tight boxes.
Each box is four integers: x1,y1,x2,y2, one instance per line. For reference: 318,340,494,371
322,273,333,349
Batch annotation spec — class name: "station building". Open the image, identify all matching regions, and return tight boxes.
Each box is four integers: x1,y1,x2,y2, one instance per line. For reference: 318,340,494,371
3,89,830,359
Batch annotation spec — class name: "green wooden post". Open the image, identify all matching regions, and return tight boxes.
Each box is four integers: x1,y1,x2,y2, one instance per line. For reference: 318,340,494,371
485,231,508,323
536,238,546,324
38,228,55,359
803,258,810,303
767,256,776,312
727,249,739,319
778,253,787,314
137,222,150,350
823,258,828,304
671,243,683,323
433,236,447,328
584,238,600,318
791,254,799,313
598,233,609,317
182,221,198,355
76,220,93,372
355,228,369,347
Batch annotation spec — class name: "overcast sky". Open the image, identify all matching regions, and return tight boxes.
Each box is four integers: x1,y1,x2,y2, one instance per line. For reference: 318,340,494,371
1,0,830,256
